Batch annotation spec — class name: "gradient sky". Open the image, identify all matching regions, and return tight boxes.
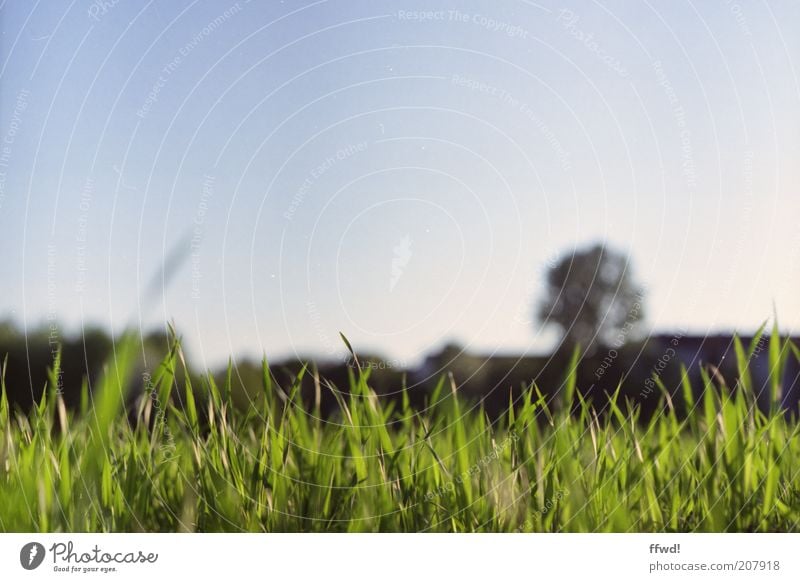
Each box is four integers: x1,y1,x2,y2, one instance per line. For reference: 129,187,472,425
1,0,798,368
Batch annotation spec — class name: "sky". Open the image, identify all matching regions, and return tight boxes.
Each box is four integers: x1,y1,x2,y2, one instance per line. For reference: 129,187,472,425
0,0,798,369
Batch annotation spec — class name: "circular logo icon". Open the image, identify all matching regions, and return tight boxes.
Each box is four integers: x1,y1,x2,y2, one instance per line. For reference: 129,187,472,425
20,542,46,570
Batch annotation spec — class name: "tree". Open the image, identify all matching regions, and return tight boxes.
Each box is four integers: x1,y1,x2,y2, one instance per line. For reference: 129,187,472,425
537,243,644,354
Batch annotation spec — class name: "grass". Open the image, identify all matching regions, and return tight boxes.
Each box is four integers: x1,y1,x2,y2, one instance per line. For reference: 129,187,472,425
0,326,799,532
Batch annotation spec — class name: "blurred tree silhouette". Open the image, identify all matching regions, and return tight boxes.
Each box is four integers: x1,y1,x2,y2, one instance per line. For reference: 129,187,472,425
0,320,173,411
537,243,645,355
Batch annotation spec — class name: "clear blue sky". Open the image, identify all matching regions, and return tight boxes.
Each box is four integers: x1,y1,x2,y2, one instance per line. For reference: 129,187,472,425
1,0,798,368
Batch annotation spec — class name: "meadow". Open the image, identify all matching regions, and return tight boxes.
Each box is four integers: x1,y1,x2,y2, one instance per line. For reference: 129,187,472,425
0,328,798,532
